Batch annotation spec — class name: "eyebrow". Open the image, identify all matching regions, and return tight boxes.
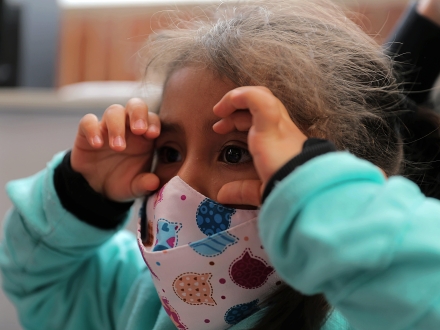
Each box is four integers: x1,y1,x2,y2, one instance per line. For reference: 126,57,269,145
160,121,184,134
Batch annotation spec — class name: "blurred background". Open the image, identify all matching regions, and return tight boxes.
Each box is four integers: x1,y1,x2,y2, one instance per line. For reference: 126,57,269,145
0,0,431,328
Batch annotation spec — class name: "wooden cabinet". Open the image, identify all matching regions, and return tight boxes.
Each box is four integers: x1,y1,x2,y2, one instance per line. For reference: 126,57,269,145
56,0,407,87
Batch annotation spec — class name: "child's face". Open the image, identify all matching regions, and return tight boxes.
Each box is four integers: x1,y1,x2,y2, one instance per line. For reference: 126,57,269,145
155,66,259,202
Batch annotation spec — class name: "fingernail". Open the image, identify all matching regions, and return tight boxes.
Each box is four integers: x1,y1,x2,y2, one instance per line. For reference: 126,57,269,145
113,136,124,147
134,119,146,129
92,135,102,146
148,124,158,134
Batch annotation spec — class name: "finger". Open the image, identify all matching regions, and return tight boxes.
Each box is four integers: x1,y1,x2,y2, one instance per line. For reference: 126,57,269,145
213,110,252,134
213,86,272,117
217,180,262,207
102,104,127,151
145,112,161,139
78,114,103,148
131,172,161,198
126,98,148,135
213,87,282,133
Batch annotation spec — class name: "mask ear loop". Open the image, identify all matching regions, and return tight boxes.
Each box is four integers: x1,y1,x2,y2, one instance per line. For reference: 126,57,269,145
139,198,148,243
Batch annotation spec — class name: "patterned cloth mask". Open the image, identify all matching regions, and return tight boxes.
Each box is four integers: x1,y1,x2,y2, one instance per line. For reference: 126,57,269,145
137,176,281,330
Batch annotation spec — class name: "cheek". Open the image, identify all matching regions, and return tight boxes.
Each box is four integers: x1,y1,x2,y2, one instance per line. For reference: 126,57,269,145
154,162,259,202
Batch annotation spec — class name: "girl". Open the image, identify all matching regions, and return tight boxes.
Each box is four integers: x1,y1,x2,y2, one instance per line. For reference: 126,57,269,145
2,0,440,329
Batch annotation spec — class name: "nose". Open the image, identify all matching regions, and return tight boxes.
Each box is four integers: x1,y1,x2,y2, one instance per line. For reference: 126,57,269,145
176,157,213,199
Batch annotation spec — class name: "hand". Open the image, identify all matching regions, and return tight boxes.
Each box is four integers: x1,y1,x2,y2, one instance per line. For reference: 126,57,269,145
71,98,161,202
418,0,440,26
213,86,307,206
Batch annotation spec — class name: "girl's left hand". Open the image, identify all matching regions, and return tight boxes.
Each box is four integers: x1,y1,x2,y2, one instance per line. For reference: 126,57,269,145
213,86,307,206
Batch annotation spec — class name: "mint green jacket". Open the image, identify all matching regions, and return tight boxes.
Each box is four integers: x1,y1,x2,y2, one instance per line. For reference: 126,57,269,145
1,151,440,329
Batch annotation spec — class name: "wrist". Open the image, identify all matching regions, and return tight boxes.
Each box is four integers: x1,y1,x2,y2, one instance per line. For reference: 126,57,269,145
417,0,440,26
70,149,105,195
261,138,337,202
54,151,133,229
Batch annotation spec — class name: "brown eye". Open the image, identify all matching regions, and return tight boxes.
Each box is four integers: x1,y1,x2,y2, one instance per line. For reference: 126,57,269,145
220,146,252,164
157,147,182,164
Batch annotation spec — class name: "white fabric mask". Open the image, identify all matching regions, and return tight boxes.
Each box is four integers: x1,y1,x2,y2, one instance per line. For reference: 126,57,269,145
137,176,281,329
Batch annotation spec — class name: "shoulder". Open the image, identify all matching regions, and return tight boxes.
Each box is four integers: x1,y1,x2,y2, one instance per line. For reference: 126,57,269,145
321,310,354,330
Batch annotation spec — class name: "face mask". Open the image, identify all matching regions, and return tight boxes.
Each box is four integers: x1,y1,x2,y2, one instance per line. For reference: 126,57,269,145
137,176,281,330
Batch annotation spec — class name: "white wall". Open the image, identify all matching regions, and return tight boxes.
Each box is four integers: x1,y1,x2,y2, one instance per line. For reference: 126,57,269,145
0,112,80,329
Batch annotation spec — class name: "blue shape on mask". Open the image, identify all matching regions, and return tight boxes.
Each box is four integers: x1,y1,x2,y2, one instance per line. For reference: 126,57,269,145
224,299,260,325
152,218,182,252
196,199,236,236
161,222,170,232
189,231,238,257
152,244,169,252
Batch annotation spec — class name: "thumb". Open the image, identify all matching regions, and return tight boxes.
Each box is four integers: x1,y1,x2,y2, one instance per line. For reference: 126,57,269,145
131,173,160,198
217,180,262,207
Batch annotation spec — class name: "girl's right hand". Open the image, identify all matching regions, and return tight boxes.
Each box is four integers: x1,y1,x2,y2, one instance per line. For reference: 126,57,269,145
70,98,161,202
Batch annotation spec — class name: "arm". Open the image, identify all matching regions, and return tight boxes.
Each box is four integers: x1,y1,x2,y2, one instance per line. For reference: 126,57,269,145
386,0,440,104
259,152,440,330
213,86,440,329
0,152,146,329
0,99,162,329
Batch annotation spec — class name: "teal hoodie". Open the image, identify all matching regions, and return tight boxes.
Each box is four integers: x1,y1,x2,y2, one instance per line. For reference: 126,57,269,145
1,151,440,329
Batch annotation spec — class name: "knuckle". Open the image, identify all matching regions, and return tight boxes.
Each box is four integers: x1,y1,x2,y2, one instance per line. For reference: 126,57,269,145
127,97,145,105
126,98,147,111
104,104,125,115
147,112,160,125
230,89,243,101
79,113,96,126
266,97,278,110
257,86,272,94
148,111,159,120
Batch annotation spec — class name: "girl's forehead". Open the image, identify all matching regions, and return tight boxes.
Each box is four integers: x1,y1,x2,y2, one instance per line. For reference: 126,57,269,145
159,67,237,120
164,67,236,97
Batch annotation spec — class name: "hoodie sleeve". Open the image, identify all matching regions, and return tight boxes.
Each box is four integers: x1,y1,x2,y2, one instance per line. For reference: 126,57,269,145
259,152,440,330
0,152,148,330
386,2,440,104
